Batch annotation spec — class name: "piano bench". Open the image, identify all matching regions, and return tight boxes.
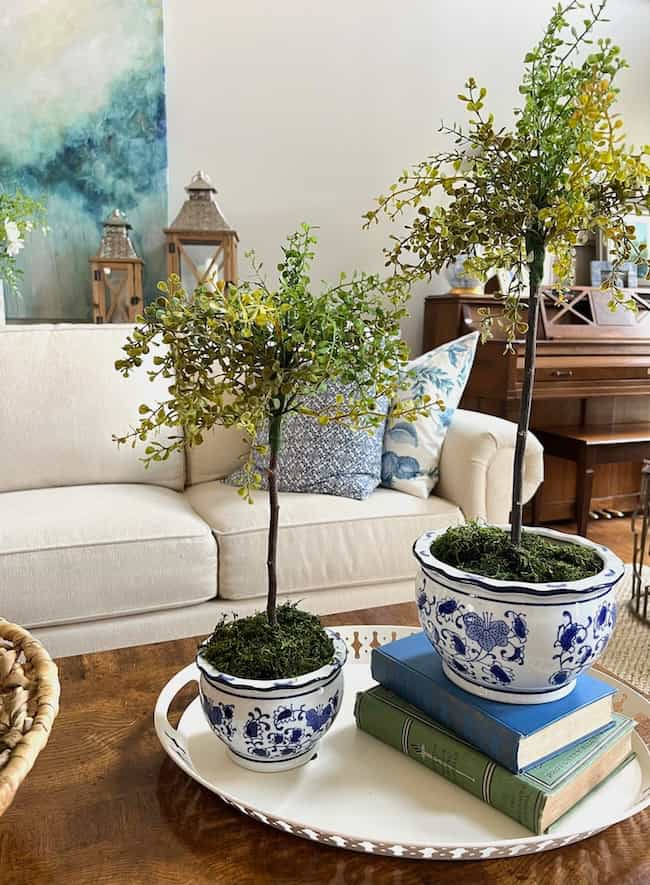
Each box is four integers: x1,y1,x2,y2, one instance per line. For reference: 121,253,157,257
534,424,650,538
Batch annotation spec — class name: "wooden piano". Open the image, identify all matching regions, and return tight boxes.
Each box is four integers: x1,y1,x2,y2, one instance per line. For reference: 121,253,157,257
423,287,650,522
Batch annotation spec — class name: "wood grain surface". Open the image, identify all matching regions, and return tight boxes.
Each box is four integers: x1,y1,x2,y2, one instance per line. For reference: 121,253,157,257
0,599,648,885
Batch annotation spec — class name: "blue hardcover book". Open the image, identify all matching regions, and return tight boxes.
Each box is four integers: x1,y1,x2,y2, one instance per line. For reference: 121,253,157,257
371,632,617,773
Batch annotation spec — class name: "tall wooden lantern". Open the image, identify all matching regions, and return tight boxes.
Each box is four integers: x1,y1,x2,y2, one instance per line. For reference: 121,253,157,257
90,210,144,323
164,171,238,291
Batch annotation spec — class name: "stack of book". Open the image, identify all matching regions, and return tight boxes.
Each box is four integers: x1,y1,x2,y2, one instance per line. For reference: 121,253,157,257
355,632,636,834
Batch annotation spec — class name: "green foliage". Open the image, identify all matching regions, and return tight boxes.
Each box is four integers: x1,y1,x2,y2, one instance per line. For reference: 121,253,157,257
114,224,432,500
200,604,335,680
114,224,434,635
365,0,650,342
430,522,602,583
0,188,47,291
366,0,650,553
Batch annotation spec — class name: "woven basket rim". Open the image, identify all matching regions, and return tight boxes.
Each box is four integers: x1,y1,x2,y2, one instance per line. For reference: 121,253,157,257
0,619,60,816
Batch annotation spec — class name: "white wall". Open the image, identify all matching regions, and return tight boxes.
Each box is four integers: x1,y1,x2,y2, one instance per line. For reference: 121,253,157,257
165,0,650,354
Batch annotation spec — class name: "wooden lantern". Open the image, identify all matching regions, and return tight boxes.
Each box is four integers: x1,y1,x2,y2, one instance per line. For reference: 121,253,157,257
90,210,144,323
164,170,238,291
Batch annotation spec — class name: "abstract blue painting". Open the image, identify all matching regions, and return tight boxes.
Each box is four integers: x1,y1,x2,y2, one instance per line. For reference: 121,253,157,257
0,0,168,320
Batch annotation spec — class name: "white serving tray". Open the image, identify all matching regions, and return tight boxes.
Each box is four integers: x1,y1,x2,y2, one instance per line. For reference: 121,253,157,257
154,626,650,861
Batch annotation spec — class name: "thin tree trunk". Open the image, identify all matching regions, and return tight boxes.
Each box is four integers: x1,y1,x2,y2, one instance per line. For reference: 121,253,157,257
510,238,545,547
266,414,282,626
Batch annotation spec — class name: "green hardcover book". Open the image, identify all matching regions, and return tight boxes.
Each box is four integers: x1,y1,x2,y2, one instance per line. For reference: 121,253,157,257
354,685,636,834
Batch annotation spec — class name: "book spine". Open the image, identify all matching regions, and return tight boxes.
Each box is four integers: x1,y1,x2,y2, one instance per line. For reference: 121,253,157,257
355,689,545,834
371,648,520,772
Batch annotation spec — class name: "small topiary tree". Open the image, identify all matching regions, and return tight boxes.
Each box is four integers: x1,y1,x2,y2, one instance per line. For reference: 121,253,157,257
365,0,650,549
115,225,428,649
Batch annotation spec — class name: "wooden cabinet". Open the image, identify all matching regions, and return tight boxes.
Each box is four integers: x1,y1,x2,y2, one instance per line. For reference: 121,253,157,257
423,293,650,522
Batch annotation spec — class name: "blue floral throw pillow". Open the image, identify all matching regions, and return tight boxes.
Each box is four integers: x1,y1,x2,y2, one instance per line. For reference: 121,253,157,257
381,332,479,499
227,383,388,501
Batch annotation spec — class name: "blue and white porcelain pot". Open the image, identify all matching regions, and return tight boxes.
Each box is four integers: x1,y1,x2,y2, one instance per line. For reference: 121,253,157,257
413,526,624,704
445,254,484,294
196,629,347,772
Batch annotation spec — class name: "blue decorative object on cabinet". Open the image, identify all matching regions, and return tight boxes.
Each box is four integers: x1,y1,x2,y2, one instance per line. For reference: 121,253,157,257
445,255,483,293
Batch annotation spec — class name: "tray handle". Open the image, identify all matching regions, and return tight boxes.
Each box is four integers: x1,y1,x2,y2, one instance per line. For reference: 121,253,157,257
154,662,200,774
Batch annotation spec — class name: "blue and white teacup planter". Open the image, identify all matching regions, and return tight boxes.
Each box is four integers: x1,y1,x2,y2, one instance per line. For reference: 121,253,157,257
413,527,625,705
196,629,348,772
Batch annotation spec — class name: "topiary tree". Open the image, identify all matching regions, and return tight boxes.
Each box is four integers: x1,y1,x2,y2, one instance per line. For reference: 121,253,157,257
365,0,650,546
114,225,429,629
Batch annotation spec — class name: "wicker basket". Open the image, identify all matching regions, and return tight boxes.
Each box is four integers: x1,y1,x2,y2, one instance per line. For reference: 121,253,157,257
0,620,60,815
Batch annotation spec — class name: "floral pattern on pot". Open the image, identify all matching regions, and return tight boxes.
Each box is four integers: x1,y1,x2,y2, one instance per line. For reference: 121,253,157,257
241,692,341,760
416,579,528,687
201,698,236,741
196,629,348,771
413,526,625,704
550,602,617,686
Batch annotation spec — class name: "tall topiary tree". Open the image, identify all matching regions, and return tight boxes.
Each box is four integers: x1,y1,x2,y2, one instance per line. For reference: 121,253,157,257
115,225,428,630
365,0,650,546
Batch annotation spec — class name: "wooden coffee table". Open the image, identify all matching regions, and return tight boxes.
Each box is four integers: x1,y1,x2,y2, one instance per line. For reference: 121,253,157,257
1,602,648,885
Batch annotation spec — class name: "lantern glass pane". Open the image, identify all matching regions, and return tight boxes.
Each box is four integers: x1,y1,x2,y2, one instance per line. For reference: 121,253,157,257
103,267,131,323
180,243,225,290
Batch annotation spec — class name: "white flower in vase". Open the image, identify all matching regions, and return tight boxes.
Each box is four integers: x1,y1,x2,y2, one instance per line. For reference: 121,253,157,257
4,219,24,257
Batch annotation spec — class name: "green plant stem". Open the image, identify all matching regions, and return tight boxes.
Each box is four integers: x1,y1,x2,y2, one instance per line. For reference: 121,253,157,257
266,412,283,627
510,234,545,547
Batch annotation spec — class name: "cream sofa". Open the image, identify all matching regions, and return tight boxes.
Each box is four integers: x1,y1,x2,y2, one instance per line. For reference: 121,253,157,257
0,325,543,658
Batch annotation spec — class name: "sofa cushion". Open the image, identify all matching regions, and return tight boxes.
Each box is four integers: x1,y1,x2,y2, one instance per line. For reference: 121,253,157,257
0,325,185,493
227,382,388,500
184,481,463,601
0,484,217,629
382,332,479,499
186,424,250,486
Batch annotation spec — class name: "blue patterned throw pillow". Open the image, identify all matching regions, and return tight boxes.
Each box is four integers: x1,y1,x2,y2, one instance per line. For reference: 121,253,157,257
227,383,388,500
381,332,479,499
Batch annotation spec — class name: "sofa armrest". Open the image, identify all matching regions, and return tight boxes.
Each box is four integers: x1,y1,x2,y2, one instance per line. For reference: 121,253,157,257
436,409,544,524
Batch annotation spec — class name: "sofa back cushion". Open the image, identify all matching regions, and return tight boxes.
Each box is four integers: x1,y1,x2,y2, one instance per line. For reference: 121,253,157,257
0,324,185,493
185,424,250,485
225,382,387,500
